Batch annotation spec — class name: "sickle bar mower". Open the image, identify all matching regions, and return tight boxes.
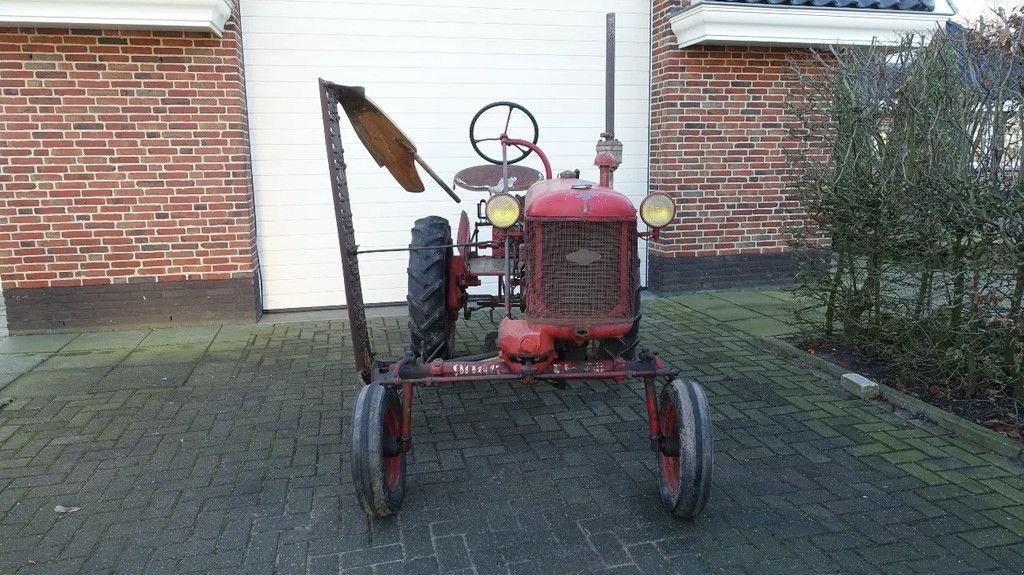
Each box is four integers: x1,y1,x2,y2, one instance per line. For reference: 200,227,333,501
319,13,714,520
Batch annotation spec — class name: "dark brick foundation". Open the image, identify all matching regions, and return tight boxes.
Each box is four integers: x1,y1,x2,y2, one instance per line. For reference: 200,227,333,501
3,277,261,334
648,252,797,293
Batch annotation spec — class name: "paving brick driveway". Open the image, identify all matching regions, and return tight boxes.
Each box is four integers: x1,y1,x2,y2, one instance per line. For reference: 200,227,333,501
0,293,1023,574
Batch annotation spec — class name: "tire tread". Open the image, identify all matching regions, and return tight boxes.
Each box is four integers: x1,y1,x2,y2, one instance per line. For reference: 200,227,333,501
408,216,453,360
658,378,714,519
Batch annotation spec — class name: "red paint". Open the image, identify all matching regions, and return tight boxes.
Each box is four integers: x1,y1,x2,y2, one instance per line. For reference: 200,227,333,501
524,179,637,221
595,151,618,188
502,137,552,179
497,318,556,369
644,378,661,443
659,396,679,491
402,357,674,384
526,320,634,342
447,254,466,314
383,401,402,490
401,382,413,447
456,210,470,255
498,319,555,356
523,220,636,329
492,226,508,257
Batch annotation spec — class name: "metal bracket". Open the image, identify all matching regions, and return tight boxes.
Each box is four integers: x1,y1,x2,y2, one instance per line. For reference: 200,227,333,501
656,434,680,456
397,435,413,453
649,434,663,453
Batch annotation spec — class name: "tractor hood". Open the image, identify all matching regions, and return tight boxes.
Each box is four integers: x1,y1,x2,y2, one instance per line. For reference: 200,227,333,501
524,178,636,220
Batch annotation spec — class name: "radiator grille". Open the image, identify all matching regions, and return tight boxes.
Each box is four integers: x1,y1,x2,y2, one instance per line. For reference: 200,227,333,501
527,220,634,321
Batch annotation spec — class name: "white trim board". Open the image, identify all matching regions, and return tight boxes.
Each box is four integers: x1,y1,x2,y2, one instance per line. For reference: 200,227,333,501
0,0,234,36
670,1,954,48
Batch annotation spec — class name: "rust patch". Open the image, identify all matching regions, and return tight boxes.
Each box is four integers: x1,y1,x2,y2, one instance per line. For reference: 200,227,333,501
453,164,543,192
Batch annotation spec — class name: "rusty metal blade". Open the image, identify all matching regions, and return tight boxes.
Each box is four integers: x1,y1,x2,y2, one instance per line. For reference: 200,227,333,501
332,84,425,193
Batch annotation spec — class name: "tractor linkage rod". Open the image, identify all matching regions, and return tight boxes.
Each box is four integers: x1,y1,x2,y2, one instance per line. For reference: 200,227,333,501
391,368,678,386
378,354,678,387
355,240,499,256
376,351,676,455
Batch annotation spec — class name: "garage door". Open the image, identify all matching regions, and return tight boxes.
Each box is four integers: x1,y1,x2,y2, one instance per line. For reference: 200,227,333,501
242,0,651,310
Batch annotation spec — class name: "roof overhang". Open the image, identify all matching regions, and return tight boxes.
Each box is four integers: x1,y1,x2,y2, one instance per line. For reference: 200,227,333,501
669,0,954,48
0,0,234,36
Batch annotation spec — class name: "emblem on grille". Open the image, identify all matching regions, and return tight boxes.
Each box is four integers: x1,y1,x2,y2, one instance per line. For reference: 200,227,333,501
565,247,601,266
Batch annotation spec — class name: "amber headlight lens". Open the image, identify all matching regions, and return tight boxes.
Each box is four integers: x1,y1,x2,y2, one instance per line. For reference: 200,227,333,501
485,194,521,229
640,193,675,228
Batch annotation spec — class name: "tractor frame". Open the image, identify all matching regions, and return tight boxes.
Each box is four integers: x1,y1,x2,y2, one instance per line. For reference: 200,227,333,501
319,14,714,520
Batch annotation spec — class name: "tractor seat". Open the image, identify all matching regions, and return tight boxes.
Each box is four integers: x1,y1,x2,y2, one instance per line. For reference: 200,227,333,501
453,164,543,193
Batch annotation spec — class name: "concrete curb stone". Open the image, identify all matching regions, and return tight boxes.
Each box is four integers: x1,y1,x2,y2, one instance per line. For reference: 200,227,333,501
760,337,1024,461
840,373,879,399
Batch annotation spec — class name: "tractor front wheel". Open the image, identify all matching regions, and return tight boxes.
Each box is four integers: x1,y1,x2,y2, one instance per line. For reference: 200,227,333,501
657,378,713,519
351,383,406,517
408,216,454,361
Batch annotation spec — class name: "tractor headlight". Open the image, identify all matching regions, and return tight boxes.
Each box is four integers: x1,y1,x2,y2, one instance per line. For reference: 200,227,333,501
639,193,675,228
485,194,521,229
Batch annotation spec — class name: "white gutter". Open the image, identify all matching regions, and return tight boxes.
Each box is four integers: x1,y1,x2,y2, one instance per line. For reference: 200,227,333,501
670,0,955,48
0,0,234,37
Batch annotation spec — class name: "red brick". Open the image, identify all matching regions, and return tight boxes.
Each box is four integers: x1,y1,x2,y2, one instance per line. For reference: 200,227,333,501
650,0,818,260
0,5,256,291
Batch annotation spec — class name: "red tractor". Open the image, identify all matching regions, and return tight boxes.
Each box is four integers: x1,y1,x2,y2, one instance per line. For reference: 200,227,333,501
320,14,712,521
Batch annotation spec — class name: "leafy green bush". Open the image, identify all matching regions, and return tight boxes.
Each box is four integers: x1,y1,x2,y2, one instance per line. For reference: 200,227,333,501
789,12,1024,397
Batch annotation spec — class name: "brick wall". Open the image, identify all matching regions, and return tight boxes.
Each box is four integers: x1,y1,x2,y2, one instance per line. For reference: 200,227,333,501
0,4,260,332
648,0,814,292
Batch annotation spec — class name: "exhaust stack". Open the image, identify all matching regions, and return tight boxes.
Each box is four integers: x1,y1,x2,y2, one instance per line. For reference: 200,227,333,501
596,12,623,188
605,12,616,141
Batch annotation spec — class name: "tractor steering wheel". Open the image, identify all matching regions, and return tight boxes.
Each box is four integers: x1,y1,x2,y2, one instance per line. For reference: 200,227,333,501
469,101,539,165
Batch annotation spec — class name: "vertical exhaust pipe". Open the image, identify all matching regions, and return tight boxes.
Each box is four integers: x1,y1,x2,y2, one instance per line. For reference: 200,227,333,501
596,12,623,187
605,12,616,141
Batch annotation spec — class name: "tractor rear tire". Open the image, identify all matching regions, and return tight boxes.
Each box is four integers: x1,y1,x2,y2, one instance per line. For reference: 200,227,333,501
351,383,406,518
657,378,713,519
408,216,453,361
597,289,641,360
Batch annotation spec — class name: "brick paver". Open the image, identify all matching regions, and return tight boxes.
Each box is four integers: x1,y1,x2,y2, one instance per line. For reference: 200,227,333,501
0,295,1022,574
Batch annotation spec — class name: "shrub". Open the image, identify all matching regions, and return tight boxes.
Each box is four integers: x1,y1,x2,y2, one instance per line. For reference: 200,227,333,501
789,11,1024,398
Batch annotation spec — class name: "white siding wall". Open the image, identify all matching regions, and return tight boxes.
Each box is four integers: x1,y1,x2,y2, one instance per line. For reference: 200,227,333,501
242,0,651,310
